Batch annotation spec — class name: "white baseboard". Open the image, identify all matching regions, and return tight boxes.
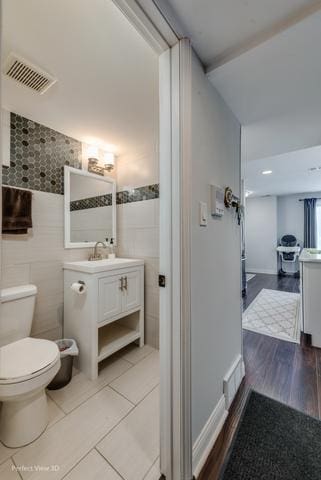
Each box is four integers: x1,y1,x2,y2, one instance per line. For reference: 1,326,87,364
192,395,228,478
192,357,245,477
246,268,277,275
223,354,245,409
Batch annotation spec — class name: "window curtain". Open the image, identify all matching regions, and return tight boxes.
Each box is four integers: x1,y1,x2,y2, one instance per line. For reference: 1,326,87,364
304,198,317,248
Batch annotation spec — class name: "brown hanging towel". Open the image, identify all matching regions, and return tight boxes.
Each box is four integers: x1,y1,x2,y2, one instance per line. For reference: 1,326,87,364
2,186,33,234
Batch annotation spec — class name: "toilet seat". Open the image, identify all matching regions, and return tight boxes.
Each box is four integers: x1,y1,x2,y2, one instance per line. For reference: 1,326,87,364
0,337,60,384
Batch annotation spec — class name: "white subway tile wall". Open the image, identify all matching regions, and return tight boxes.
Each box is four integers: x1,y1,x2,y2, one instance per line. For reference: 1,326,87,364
1,190,90,339
117,199,160,348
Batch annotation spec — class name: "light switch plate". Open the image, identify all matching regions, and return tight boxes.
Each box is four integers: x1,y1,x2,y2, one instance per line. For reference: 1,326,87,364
199,201,208,226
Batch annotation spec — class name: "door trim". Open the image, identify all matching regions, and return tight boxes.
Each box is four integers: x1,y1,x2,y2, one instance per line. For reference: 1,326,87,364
160,38,193,480
112,0,175,53
159,47,173,478
178,38,192,480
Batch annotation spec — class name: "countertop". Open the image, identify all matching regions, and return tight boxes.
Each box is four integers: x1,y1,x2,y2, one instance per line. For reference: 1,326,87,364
299,248,321,263
63,258,144,273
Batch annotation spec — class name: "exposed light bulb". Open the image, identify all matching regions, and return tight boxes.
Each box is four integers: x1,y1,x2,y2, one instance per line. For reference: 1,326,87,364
87,144,99,160
104,151,115,172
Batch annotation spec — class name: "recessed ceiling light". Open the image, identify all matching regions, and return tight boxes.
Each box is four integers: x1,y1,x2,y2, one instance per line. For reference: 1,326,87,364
262,170,272,175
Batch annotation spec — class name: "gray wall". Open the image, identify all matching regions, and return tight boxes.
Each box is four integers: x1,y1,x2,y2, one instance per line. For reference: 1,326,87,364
191,53,242,444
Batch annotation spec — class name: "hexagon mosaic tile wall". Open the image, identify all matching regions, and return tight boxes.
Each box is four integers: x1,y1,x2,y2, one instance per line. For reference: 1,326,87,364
2,112,160,205
2,113,82,195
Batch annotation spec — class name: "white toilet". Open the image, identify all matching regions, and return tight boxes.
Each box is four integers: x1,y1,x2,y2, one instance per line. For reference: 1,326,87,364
0,285,61,448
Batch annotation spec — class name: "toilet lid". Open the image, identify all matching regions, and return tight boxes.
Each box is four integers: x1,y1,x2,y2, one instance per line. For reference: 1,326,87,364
0,337,59,380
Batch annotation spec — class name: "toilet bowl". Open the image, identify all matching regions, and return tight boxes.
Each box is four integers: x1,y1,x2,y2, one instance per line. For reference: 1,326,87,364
0,285,61,447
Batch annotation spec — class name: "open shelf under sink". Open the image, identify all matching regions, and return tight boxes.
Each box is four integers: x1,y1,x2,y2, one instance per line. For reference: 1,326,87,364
98,323,140,362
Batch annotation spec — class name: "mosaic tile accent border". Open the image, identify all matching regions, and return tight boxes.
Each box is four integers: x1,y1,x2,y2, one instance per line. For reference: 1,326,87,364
2,113,82,195
116,184,159,204
71,184,160,211
70,193,112,211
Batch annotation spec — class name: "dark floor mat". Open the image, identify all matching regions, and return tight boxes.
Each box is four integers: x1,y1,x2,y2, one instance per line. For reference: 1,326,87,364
220,390,321,480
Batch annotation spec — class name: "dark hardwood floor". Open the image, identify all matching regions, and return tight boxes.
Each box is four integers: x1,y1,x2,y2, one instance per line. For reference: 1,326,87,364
198,273,320,480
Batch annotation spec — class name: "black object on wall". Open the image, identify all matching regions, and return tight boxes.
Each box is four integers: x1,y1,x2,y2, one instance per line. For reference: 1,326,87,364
2,186,32,234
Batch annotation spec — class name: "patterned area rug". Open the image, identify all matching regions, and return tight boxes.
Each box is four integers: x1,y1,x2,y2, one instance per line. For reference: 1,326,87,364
246,273,256,282
243,288,300,343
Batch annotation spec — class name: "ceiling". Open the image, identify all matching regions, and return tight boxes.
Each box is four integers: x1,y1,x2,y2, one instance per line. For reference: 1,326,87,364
166,0,321,196
245,145,321,197
209,10,321,161
208,11,321,126
166,0,318,66
2,0,158,157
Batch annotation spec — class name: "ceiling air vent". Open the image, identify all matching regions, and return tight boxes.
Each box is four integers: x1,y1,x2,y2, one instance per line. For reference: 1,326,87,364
3,53,57,94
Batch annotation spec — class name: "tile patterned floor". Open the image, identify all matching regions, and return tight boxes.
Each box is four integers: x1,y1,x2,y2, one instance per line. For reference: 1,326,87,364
0,345,160,480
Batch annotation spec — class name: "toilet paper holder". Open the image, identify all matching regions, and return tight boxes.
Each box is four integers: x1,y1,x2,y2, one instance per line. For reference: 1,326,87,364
70,280,87,294
71,280,85,287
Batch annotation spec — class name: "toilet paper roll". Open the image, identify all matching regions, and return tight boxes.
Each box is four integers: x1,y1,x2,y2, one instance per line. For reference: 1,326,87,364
70,282,87,294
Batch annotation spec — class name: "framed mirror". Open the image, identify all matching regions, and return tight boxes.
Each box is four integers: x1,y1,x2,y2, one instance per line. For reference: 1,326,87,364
64,166,116,248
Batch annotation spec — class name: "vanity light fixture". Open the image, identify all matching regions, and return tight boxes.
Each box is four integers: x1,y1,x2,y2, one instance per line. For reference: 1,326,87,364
87,145,103,175
87,145,99,162
262,170,272,175
87,145,115,176
103,151,115,172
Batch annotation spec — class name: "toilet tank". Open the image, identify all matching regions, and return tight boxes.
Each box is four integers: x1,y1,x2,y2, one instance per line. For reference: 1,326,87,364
0,284,37,347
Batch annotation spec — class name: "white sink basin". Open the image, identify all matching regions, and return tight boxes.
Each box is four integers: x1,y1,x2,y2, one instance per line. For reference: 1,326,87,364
63,258,143,273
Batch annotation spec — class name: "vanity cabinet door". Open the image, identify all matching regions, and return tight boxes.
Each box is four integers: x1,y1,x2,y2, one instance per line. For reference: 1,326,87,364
122,270,141,313
98,275,123,322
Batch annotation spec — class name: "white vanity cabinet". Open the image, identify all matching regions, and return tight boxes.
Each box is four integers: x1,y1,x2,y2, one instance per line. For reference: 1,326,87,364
300,249,321,348
63,258,144,380
98,270,141,322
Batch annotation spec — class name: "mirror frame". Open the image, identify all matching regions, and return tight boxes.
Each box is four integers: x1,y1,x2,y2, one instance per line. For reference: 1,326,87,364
64,165,117,249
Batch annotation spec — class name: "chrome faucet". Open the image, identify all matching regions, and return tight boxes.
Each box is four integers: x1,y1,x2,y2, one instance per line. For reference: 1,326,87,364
88,241,106,261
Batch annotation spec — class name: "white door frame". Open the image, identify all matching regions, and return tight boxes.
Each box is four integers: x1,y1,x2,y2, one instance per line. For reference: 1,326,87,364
159,39,192,480
169,38,193,480
112,2,193,479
